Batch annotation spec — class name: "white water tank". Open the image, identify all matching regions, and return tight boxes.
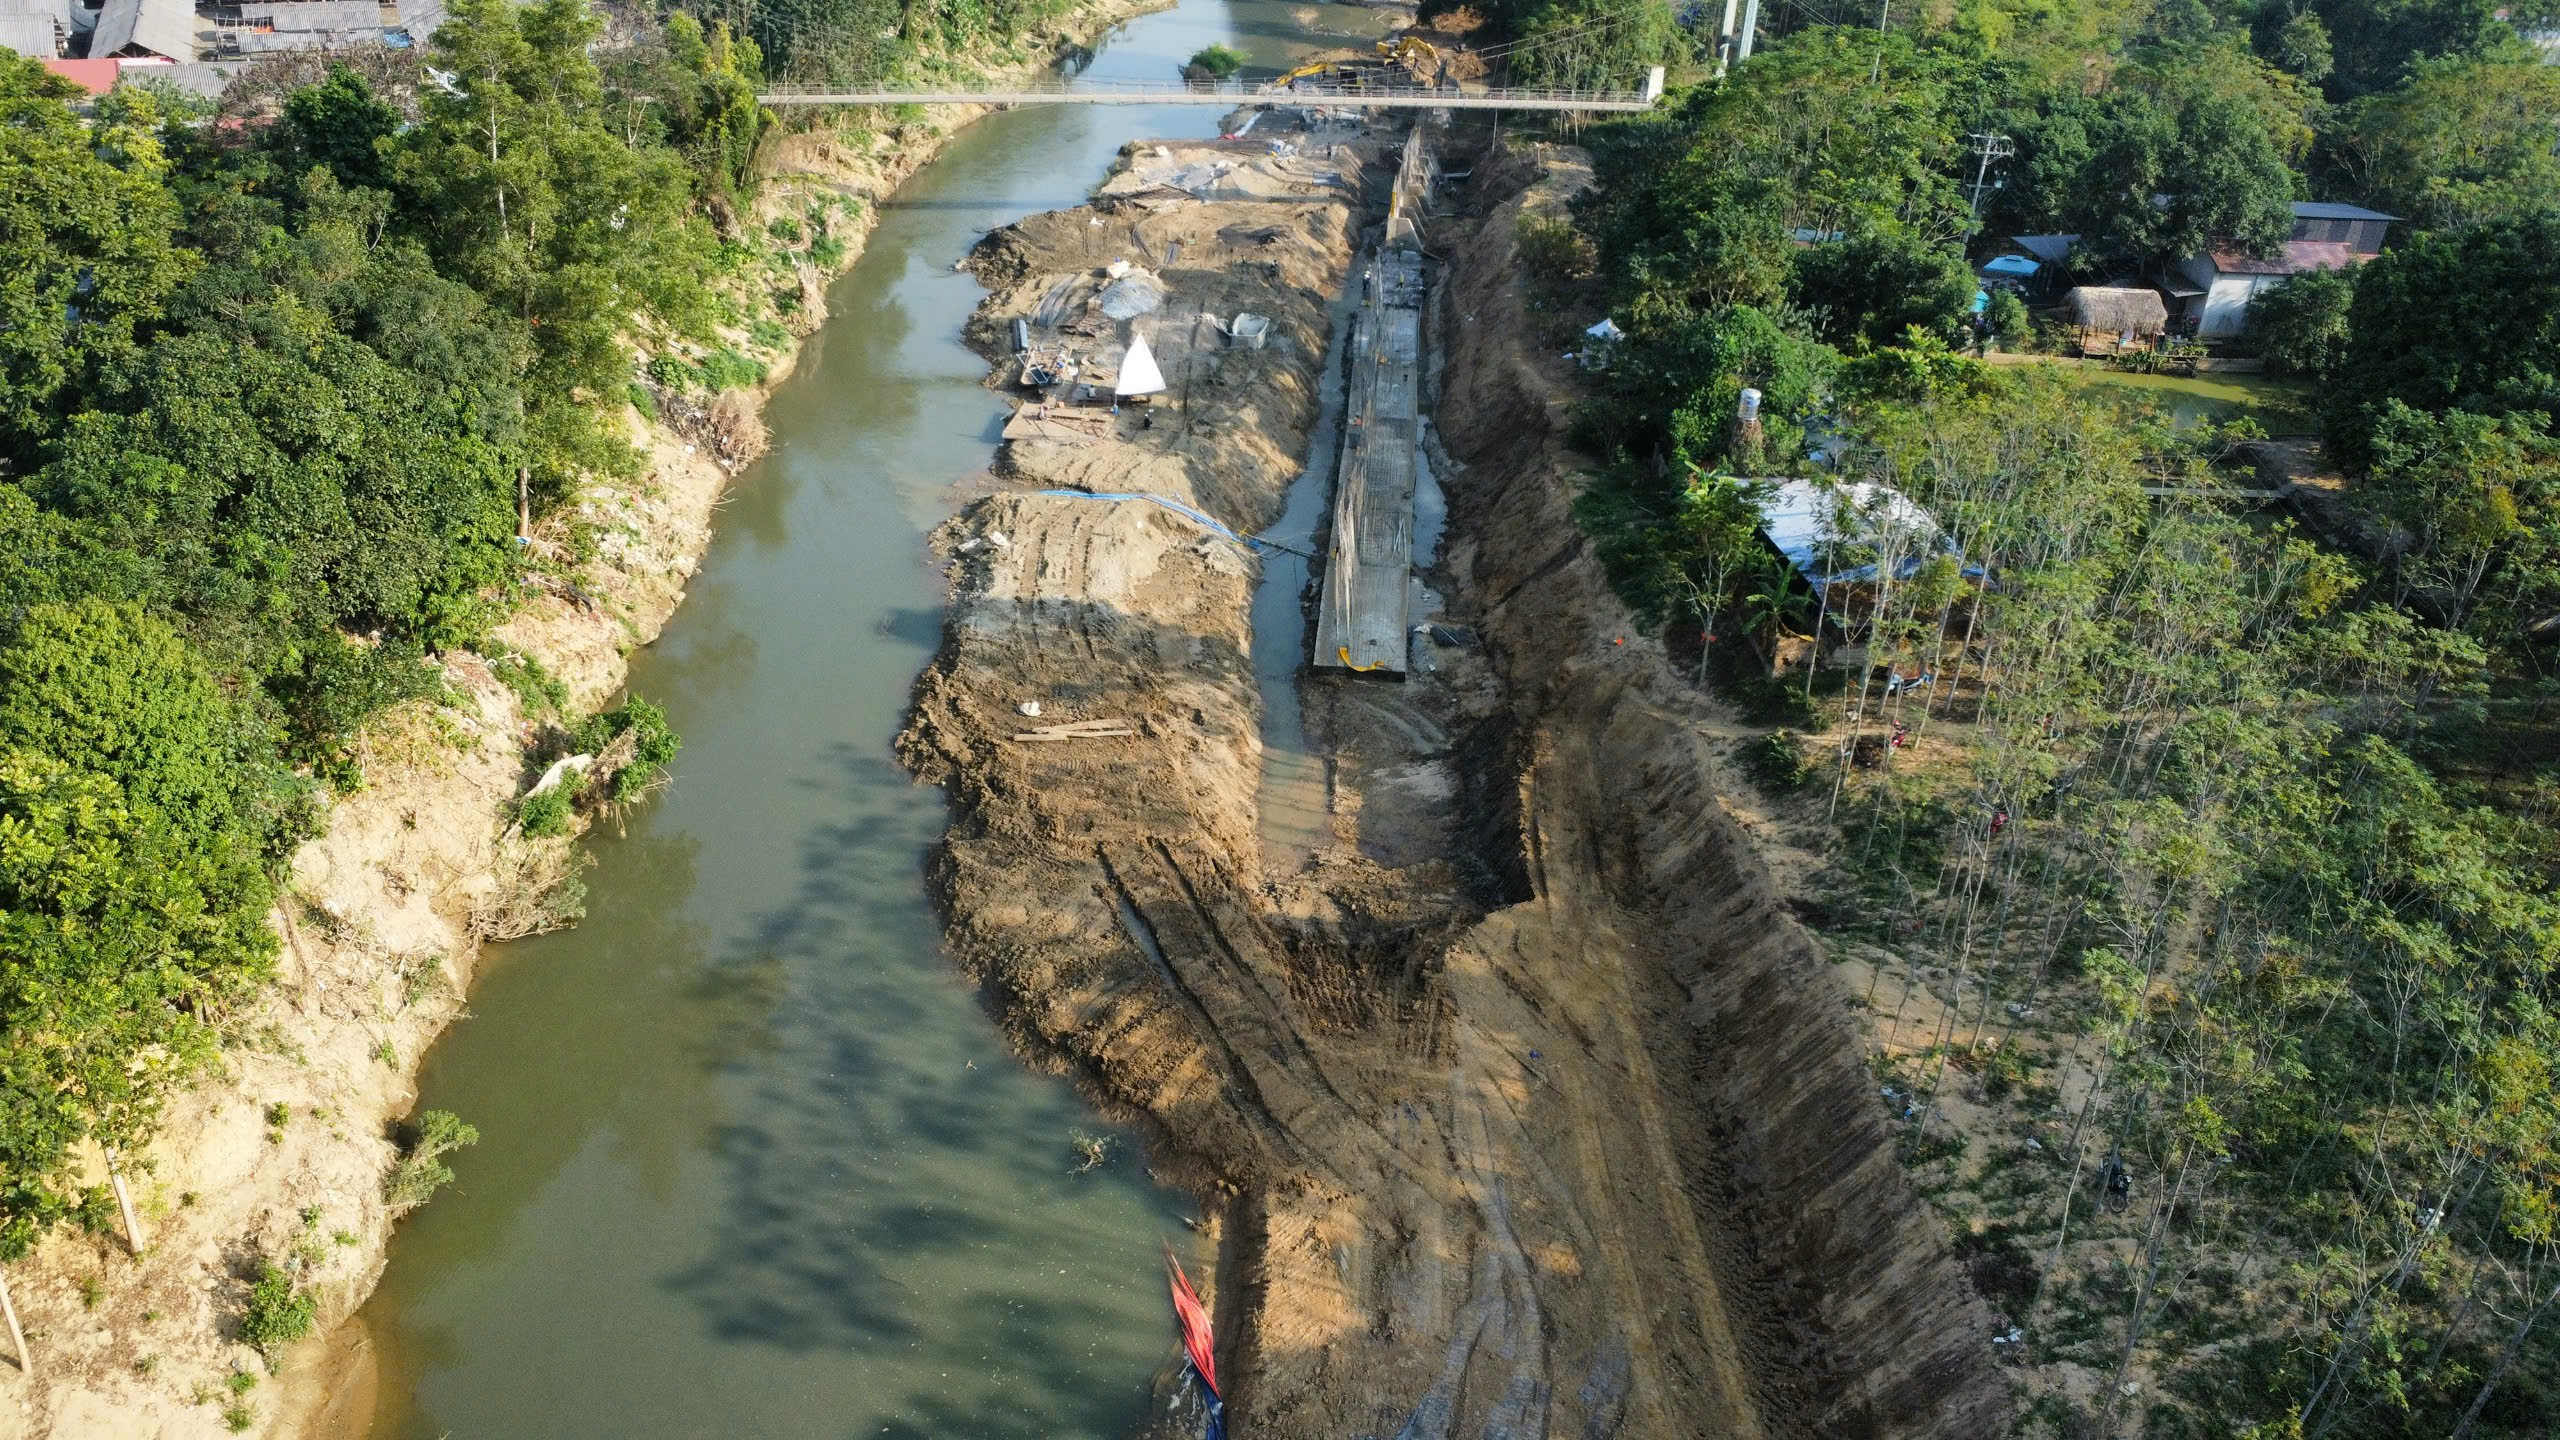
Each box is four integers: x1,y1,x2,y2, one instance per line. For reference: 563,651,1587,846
1738,387,1763,422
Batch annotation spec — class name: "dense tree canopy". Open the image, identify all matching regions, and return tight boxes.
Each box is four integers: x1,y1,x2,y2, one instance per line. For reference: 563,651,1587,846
2325,53,2560,231
2323,210,2560,468
1544,10,2560,1428
0,8,742,1281
0,62,193,449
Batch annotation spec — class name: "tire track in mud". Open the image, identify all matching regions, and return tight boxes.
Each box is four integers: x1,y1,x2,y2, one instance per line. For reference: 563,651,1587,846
904,129,2011,1440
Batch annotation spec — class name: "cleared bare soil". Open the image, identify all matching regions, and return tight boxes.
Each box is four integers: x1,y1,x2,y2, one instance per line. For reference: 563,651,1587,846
902,129,2012,1437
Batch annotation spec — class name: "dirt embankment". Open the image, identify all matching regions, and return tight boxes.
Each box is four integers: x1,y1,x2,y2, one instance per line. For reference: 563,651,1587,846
0,10,1172,1439
1428,150,2015,1437
903,131,2012,1438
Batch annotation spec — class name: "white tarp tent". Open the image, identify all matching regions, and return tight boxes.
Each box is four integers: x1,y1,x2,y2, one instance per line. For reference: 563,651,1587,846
1113,332,1166,399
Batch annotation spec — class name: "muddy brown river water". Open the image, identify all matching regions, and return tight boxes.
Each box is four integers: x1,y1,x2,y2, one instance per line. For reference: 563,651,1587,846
356,5,1392,1434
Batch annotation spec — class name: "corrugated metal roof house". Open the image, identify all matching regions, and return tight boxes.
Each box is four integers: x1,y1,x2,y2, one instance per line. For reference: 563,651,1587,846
1,0,68,58
90,0,195,60
1758,479,1973,598
1,12,58,56
393,0,446,41
2175,201,2398,339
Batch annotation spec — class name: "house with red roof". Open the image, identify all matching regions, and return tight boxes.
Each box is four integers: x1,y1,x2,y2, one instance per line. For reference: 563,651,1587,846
2172,202,2398,340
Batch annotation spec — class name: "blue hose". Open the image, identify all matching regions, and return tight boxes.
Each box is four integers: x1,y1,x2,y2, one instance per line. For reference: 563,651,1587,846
1031,489,1300,556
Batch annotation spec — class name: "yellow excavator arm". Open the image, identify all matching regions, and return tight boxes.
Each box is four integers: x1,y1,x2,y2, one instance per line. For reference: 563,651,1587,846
1273,57,1340,86
1375,34,1442,83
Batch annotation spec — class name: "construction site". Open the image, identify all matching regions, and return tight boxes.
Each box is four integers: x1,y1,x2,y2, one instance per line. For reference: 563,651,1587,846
902,104,2010,1437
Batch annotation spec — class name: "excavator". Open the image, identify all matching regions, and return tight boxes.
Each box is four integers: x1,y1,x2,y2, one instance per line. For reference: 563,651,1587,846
1267,35,1445,92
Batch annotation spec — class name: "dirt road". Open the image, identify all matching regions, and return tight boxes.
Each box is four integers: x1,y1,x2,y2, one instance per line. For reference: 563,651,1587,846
902,126,2011,1438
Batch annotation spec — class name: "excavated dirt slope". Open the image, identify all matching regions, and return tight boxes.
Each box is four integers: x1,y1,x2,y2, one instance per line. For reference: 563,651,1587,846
902,131,2011,1438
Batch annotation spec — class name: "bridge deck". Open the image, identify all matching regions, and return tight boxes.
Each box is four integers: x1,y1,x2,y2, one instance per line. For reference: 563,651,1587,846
757,79,1653,111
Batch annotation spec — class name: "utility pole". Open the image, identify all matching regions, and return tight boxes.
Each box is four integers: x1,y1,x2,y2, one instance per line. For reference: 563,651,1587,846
1964,131,2014,231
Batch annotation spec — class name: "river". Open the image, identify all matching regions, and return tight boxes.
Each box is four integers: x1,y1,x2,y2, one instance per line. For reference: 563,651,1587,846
357,4,1390,1434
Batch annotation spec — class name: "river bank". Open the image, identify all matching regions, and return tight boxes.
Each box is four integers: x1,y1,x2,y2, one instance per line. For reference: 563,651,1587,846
0,8,1183,1437
903,127,2015,1434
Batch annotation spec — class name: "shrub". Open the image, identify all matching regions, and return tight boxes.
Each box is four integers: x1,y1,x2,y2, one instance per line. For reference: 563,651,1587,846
273,633,440,787
765,216,802,245
72,1185,118,1237
625,381,657,421
489,649,568,721
385,1110,480,1214
1987,289,2030,345
695,347,766,392
1186,44,1245,78
645,354,692,391
577,695,682,801
1740,729,1816,789
1515,211,1594,288
514,784,573,838
748,319,791,353
239,1265,315,1353
809,234,847,269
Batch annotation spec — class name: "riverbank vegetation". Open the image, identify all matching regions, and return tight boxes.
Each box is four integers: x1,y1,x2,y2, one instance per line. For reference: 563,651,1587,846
1507,0,2560,1433
0,0,814,1351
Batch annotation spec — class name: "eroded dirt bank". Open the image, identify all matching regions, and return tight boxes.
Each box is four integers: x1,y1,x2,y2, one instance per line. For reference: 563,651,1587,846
903,131,2012,1437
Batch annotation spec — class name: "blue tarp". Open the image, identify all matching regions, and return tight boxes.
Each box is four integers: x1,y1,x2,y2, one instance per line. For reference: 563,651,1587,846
1982,254,2040,279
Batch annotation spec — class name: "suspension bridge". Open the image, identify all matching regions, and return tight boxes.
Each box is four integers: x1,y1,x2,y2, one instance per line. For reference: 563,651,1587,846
754,68,1664,112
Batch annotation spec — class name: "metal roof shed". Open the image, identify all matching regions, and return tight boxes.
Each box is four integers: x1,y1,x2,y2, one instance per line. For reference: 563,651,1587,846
2012,234,2080,265
90,0,193,59
1758,479,1972,595
0,12,55,55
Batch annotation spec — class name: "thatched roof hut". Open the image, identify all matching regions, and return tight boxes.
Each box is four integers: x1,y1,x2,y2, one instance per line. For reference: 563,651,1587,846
2066,286,2167,335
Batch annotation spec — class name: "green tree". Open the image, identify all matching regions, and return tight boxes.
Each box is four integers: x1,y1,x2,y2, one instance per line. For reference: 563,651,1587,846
0,753,276,1262
2326,54,2560,230
1507,0,1677,89
1788,228,1977,350
395,0,716,500
1580,29,1971,322
2324,210,2560,468
2362,404,2559,625
2065,86,2297,268
2296,0,2514,98
1986,289,2031,345
0,600,295,858
283,65,400,191
2242,265,2355,377
2264,7,2335,83
0,53,194,451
